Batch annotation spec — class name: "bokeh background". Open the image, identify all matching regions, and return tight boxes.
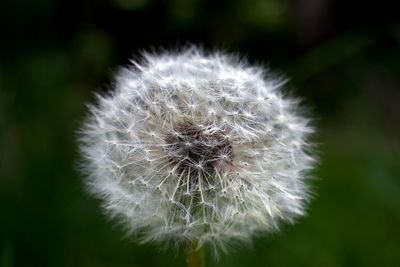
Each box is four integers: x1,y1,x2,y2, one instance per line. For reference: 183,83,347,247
1,0,400,266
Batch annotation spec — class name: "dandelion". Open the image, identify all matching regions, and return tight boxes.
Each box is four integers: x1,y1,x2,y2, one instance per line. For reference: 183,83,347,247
79,47,315,264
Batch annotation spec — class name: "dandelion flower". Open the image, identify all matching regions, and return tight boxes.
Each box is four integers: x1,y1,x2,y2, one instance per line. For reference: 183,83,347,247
79,48,315,253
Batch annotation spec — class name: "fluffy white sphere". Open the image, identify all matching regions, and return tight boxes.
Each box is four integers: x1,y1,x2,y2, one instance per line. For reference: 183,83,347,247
79,48,315,253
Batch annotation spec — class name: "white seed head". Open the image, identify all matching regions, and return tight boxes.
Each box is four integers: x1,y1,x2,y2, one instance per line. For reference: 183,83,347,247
79,48,316,253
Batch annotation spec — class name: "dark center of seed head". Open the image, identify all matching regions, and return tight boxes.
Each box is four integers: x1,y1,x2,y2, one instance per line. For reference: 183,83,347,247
164,122,234,178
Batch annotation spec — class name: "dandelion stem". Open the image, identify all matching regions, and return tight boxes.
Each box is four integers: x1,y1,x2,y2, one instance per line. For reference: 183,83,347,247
186,244,205,267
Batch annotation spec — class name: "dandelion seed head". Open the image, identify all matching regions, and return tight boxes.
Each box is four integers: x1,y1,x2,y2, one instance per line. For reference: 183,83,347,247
79,48,316,253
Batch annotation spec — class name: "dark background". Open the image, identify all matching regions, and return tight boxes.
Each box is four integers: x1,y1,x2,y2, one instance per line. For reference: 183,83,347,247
1,0,400,266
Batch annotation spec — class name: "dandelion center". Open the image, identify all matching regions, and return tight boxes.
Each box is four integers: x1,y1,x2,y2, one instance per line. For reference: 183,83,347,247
164,121,234,179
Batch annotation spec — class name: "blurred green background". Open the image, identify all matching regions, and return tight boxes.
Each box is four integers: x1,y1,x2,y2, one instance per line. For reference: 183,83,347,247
1,0,400,266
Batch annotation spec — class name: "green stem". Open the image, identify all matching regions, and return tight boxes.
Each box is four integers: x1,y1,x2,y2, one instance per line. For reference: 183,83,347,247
186,244,205,267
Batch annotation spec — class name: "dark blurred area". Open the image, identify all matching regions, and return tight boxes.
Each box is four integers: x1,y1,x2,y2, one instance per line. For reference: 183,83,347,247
1,0,400,266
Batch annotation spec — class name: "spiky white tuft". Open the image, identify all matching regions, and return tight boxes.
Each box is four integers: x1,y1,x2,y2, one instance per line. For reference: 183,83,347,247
79,48,315,253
